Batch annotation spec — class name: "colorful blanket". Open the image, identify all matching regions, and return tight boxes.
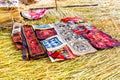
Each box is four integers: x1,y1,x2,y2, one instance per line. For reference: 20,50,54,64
41,36,76,62
61,17,120,49
82,30,120,49
54,22,97,56
21,25,47,60
11,17,120,62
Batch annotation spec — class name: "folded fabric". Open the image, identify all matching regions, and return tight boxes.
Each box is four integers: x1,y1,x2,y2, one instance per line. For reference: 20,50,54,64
35,28,57,40
82,30,120,49
21,25,47,60
61,16,86,23
67,21,95,34
68,39,97,56
41,36,76,62
61,17,120,49
47,44,76,62
11,22,23,50
54,22,97,56
61,17,95,34
54,22,85,42
20,9,46,20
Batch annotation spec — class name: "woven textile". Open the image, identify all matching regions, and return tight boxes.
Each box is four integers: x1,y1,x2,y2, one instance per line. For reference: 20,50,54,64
21,25,47,60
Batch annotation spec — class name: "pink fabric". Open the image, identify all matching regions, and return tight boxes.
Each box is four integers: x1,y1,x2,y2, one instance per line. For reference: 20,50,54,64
29,9,46,20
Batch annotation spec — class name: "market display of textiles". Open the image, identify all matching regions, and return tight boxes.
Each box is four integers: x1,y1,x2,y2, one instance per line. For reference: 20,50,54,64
11,17,120,62
61,17,120,49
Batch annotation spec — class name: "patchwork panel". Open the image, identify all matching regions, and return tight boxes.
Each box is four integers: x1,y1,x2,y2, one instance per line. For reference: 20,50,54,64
54,22,97,56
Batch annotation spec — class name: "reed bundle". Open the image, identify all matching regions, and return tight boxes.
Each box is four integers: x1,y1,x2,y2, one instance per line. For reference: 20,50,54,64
0,7,23,30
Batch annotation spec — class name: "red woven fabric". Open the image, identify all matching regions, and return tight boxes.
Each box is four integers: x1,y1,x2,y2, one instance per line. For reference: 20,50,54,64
21,25,47,60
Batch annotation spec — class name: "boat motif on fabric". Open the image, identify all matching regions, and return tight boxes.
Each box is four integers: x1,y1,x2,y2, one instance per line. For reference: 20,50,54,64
71,41,90,52
21,25,47,60
41,36,64,49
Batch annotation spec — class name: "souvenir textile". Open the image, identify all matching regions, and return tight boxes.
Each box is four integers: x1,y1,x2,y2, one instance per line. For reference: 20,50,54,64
61,17,95,34
54,22,97,56
67,39,97,56
41,36,76,62
61,17,120,49
82,30,120,49
20,9,46,20
21,25,47,60
35,28,57,40
54,22,85,42
47,44,76,62
41,35,65,49
67,21,95,34
11,22,23,50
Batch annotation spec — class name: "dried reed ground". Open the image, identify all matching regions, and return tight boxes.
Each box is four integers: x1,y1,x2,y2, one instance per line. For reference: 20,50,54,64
0,0,120,80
